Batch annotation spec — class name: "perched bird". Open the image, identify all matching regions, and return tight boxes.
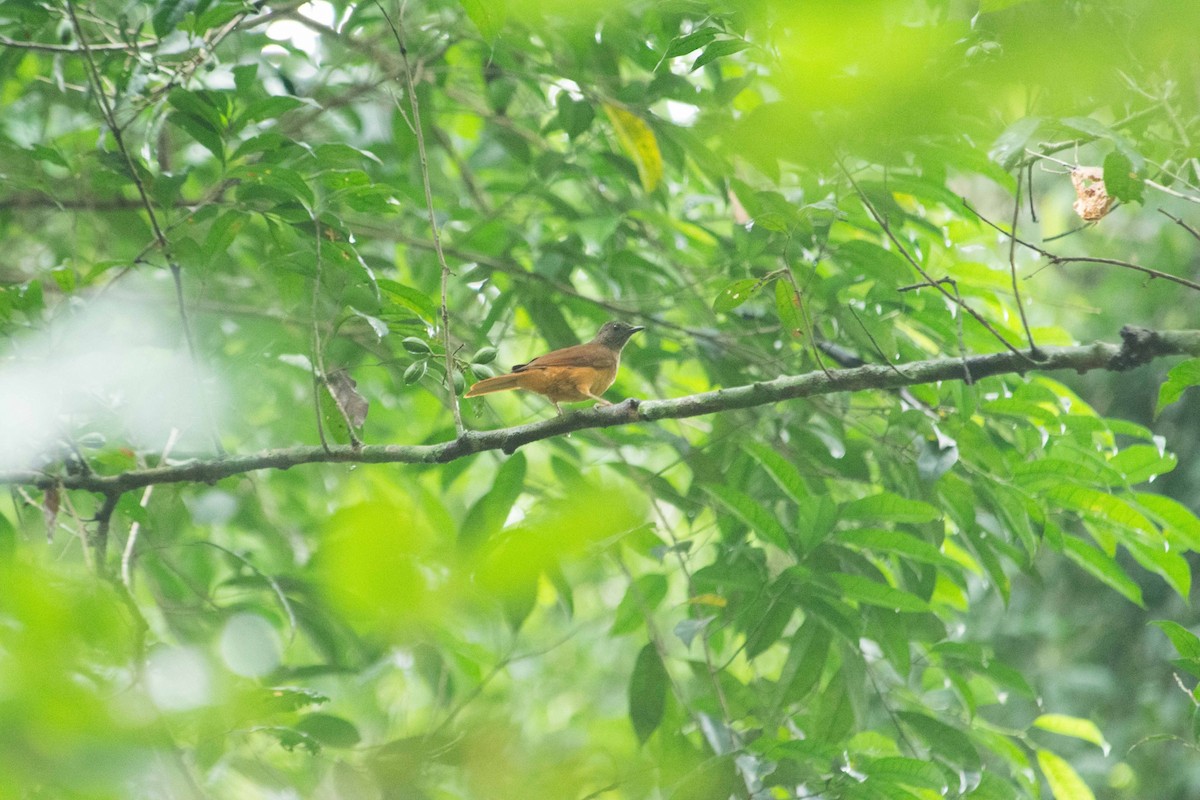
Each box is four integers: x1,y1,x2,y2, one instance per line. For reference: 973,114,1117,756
464,321,644,414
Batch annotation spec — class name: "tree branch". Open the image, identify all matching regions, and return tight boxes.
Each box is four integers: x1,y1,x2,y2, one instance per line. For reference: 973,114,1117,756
2,327,1195,493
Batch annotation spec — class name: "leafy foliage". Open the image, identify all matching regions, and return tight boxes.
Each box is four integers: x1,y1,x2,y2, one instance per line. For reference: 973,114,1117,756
0,1,1199,799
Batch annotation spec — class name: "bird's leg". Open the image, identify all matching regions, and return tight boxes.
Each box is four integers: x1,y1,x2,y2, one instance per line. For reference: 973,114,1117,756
582,391,612,408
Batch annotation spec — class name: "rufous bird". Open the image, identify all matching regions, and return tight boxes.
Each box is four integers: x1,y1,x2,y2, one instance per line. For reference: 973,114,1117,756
464,321,644,414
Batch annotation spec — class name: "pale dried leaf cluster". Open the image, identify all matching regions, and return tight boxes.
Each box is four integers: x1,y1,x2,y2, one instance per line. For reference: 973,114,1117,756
1071,166,1114,221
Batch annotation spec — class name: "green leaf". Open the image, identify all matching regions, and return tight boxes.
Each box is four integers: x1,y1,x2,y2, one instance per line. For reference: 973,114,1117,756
1062,536,1143,606
865,757,947,791
459,453,526,549
1102,150,1144,203
1012,457,1122,489
664,27,719,58
1156,358,1200,417
294,713,361,748
379,280,438,323
168,110,225,162
555,93,595,139
742,440,810,506
990,116,1043,170
1037,749,1096,800
704,484,791,550
1045,485,1155,535
836,528,958,570
203,211,247,260
153,0,197,37
1126,539,1190,598
772,619,831,711
458,0,506,40
691,39,750,72
840,492,940,524
743,589,793,658
233,95,307,132
1138,493,1200,551
629,643,668,744
1108,444,1177,484
829,573,930,613
611,574,668,635
775,280,803,338
897,711,980,770
1033,714,1109,750
713,278,762,313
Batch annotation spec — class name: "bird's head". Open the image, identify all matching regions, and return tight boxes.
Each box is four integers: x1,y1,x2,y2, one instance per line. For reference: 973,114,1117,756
594,320,645,351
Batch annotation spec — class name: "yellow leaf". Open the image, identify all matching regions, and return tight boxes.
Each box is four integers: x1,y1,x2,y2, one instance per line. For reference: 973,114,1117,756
604,104,663,192
689,593,728,607
1037,750,1096,800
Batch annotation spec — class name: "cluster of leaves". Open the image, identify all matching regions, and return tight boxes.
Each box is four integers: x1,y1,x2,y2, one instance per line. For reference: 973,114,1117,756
2,1,1200,799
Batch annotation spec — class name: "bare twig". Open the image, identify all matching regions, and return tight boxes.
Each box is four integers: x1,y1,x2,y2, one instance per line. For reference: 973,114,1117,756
377,2,466,435
1159,209,1200,243
1007,170,1042,356
0,32,137,52
963,199,1200,292
121,428,180,590
1147,179,1200,205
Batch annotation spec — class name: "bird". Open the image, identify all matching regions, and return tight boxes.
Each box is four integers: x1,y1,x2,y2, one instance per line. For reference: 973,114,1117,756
464,321,644,414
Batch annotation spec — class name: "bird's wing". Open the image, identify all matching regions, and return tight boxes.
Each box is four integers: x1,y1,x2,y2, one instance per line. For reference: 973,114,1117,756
513,343,616,371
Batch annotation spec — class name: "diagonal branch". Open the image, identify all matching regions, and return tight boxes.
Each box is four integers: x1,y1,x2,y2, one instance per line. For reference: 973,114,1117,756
836,157,1032,360
65,1,224,454
2,326,1197,494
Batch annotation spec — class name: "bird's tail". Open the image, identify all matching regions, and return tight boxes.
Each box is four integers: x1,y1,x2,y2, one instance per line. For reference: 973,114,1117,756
464,373,522,397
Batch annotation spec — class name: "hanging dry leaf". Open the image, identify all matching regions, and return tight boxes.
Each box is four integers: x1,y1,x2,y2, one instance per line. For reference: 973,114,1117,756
1070,166,1113,221
326,369,369,429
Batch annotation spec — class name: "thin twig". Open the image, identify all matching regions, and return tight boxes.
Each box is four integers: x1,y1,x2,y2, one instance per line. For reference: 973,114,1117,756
949,279,973,384
188,541,298,643
377,2,466,435
0,32,137,52
121,428,180,590
1147,179,1200,205
65,1,224,455
963,198,1200,292
1007,170,1042,356
847,304,911,379
1159,209,1200,243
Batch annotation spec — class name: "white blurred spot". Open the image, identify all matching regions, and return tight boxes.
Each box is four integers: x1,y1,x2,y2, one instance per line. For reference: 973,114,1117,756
146,646,212,711
186,489,239,525
0,285,223,471
266,1,336,59
220,613,282,678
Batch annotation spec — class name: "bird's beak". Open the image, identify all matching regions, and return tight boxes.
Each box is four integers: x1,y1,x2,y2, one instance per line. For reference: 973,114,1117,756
630,325,645,333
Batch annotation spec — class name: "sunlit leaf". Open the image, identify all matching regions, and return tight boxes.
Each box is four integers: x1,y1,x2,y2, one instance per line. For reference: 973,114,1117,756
1033,714,1109,751
604,104,663,192
1037,749,1096,800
